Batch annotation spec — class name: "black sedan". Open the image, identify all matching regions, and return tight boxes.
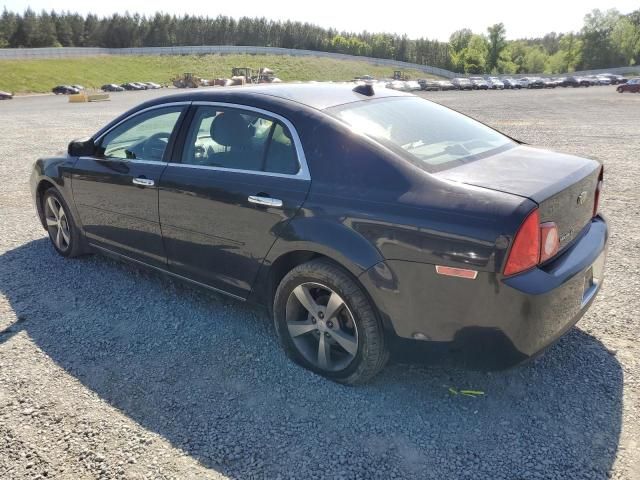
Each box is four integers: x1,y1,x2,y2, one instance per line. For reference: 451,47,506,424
30,84,608,384
102,84,125,92
451,78,473,90
121,82,146,91
52,85,80,95
0,90,12,100
561,76,591,88
418,79,441,91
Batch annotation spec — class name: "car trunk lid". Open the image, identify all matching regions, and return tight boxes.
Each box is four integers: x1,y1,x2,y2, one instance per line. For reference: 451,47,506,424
435,145,601,250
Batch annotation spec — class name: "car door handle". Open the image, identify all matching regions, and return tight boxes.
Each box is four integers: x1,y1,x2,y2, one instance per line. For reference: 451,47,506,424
248,195,283,208
132,177,155,187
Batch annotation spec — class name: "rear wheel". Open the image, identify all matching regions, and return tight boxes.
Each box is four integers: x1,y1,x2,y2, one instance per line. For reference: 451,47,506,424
273,259,389,384
42,188,84,258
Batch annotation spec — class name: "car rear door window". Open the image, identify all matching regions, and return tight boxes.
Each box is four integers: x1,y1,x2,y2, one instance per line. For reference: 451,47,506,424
99,106,184,161
182,106,300,175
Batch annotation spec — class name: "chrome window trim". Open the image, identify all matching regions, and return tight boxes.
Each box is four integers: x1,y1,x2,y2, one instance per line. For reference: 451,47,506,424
89,100,311,180
91,102,191,163
94,101,192,144
78,157,170,166
173,101,310,181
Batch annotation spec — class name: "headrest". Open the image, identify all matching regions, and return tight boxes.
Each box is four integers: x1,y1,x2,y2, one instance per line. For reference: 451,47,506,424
211,112,251,147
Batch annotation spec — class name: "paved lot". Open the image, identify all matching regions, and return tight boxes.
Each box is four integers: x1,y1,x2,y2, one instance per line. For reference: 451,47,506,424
0,87,639,479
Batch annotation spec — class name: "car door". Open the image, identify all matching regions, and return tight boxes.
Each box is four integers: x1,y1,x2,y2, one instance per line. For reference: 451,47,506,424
158,103,311,299
72,103,188,267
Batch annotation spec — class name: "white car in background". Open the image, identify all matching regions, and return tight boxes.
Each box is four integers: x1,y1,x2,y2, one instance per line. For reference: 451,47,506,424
386,80,410,91
486,77,505,89
502,78,522,89
405,80,422,91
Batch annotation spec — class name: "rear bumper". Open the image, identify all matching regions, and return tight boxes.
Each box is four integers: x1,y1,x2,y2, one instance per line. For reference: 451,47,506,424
360,216,608,365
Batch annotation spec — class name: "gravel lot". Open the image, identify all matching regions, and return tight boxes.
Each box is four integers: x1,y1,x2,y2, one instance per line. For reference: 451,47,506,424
0,87,639,479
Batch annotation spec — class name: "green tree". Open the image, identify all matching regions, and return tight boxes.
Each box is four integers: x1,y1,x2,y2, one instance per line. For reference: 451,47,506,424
449,28,472,71
611,16,640,65
523,46,548,73
581,9,622,68
463,34,488,73
0,8,17,47
558,33,583,72
486,23,506,72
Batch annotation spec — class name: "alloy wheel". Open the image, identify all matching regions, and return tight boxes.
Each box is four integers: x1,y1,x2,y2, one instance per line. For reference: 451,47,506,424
285,282,359,372
44,195,71,252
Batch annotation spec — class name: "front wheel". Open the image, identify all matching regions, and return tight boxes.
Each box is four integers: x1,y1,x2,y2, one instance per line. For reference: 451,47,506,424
42,188,84,258
273,259,389,384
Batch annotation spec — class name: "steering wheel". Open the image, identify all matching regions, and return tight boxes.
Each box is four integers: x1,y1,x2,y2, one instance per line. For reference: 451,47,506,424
142,132,171,161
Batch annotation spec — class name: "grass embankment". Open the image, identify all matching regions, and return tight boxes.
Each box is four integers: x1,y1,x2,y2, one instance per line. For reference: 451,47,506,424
0,53,434,93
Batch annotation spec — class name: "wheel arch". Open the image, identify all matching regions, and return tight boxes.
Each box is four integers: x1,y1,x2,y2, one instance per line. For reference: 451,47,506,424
35,178,57,229
257,247,397,334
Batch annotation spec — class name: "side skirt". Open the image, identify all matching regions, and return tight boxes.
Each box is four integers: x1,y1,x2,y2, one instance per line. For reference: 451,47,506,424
88,243,247,302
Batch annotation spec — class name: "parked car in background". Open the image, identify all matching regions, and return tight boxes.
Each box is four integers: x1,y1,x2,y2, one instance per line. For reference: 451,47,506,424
554,77,567,87
405,80,422,91
132,82,149,90
418,79,441,91
386,80,409,91
52,85,80,95
541,78,557,88
617,78,640,93
72,85,85,91
587,75,610,86
561,76,591,88
469,77,489,90
0,90,13,100
121,82,146,91
486,77,505,89
451,78,473,90
30,83,608,384
600,73,627,85
101,84,125,92
437,80,455,90
143,82,162,89
518,77,532,88
502,78,521,89
522,77,545,89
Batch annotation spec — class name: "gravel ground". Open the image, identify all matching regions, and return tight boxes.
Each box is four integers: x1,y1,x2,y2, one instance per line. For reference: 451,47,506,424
0,86,639,479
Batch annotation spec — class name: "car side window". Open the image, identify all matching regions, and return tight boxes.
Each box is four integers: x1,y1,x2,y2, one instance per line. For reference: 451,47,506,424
182,106,300,175
98,106,184,162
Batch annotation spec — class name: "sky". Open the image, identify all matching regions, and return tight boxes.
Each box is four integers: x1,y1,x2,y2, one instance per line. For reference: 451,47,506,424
2,1,638,41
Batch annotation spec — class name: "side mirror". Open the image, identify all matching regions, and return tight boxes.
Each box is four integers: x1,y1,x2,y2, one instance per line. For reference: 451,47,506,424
68,137,96,157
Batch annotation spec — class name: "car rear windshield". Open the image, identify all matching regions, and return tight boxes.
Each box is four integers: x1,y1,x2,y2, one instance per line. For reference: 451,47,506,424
328,97,515,172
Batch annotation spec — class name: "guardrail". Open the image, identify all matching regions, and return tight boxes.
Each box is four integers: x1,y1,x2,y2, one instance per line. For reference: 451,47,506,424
0,45,457,78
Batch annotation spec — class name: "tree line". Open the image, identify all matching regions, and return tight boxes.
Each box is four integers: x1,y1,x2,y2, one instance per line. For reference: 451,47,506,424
0,8,638,74
450,9,640,74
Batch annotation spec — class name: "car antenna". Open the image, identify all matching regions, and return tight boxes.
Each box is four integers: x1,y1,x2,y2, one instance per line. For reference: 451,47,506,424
353,81,375,97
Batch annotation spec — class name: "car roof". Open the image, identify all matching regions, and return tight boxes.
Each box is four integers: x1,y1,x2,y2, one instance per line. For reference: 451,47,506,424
152,83,412,111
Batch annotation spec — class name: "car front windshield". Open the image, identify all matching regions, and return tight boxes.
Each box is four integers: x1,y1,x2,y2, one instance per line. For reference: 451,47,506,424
328,97,515,172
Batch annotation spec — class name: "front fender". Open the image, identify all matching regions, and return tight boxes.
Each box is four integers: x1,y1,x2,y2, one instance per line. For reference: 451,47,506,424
31,156,79,230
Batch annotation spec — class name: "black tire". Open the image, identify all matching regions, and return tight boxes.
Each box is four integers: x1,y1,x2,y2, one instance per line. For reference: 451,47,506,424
42,188,85,258
273,259,389,384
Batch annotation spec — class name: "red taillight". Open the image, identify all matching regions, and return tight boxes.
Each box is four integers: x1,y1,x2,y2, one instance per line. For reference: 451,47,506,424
504,209,541,276
539,222,560,262
593,166,603,217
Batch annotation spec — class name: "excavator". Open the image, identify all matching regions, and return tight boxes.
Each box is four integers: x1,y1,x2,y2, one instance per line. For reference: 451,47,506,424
230,67,281,85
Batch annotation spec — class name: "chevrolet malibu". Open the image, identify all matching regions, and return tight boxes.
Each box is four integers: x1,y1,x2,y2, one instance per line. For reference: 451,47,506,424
30,84,607,384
